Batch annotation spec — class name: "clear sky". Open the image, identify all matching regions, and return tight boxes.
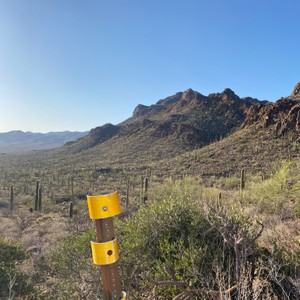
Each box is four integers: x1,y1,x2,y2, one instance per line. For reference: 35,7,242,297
0,0,299,133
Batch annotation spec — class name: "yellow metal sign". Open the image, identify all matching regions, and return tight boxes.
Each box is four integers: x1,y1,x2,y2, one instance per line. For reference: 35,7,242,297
91,239,119,265
87,191,121,219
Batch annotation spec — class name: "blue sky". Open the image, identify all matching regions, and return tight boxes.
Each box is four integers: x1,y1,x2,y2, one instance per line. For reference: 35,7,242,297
0,0,299,133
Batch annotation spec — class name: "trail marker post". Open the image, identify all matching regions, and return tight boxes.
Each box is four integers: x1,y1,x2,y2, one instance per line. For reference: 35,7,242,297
87,191,126,300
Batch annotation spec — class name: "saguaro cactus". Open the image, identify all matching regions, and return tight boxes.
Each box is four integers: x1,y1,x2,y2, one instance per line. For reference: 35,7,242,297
34,181,39,211
34,181,42,211
240,169,245,192
141,177,149,204
71,176,74,206
69,202,73,218
9,185,14,212
38,186,42,211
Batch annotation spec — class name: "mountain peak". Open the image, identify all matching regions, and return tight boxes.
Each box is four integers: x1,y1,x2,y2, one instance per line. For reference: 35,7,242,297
223,88,236,96
182,88,196,98
132,104,149,118
222,88,240,100
291,81,300,98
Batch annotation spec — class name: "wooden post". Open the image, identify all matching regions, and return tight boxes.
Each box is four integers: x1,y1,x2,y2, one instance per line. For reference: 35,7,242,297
87,192,126,300
95,218,122,299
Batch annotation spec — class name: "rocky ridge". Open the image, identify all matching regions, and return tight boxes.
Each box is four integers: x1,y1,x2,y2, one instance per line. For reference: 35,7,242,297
66,88,263,155
243,82,300,138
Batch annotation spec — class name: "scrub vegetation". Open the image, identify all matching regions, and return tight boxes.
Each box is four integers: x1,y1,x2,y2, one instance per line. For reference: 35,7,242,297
0,159,299,299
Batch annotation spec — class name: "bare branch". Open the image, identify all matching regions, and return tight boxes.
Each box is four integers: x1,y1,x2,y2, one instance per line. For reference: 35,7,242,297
251,220,264,243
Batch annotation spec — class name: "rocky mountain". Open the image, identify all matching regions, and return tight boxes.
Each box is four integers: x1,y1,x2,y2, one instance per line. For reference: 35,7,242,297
163,82,300,177
63,88,264,157
291,81,300,99
2,83,300,180
49,82,300,178
243,85,300,137
0,130,88,153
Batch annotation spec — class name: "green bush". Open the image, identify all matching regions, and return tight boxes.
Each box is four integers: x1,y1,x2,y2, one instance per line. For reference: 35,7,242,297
35,229,100,300
245,161,300,217
216,176,241,189
117,197,216,298
0,238,35,299
117,196,263,299
116,185,300,299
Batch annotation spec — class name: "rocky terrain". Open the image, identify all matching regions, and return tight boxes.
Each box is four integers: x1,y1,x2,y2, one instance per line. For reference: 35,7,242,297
243,88,300,137
61,87,265,160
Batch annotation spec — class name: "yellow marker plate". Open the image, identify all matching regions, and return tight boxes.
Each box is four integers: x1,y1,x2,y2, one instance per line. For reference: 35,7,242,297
87,191,121,219
91,239,119,265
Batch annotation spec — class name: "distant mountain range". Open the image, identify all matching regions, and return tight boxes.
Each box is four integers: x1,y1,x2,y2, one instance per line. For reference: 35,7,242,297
0,130,88,153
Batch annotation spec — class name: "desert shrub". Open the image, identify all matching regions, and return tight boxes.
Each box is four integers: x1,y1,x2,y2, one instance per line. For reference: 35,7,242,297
150,176,203,204
35,229,100,300
0,238,35,299
116,181,300,299
244,161,299,217
216,176,241,189
117,196,220,298
117,196,256,299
